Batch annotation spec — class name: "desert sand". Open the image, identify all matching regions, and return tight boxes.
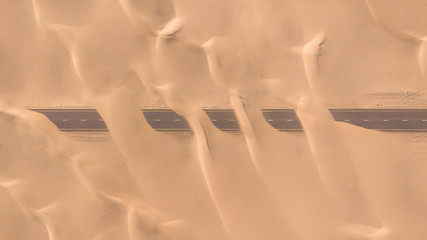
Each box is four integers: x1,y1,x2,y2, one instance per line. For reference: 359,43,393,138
1,0,427,239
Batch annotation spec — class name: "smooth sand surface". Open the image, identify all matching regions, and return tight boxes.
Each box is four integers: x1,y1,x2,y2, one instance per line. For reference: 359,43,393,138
1,0,427,239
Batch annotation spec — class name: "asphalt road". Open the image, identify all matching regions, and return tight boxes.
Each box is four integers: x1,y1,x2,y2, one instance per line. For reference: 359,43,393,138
29,108,427,132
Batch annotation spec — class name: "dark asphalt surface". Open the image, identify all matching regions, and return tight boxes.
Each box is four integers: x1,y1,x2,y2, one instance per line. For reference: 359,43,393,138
29,109,427,132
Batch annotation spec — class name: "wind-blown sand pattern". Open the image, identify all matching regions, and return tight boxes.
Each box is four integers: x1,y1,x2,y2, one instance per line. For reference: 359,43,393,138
1,0,427,239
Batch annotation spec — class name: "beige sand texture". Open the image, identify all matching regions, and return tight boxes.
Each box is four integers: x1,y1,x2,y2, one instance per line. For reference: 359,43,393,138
1,0,427,239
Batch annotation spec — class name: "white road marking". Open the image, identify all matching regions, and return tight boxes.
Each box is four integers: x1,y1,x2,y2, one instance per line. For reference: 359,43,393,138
344,119,350,122
422,119,427,122
402,119,408,122
99,119,104,121
287,119,293,122
174,119,180,122
153,119,162,122
230,119,236,122
212,119,217,122
61,119,68,122
267,119,273,122
363,119,369,122
80,119,86,122
383,119,389,122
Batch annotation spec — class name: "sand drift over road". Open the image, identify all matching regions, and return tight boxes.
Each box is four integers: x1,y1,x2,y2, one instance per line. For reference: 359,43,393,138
1,0,427,239
28,108,427,132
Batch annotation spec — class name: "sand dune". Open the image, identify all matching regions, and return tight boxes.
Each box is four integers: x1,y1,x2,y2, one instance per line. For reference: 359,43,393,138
1,0,427,239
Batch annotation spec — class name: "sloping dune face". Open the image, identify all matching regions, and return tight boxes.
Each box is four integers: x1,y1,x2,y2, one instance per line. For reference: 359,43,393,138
1,0,427,239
